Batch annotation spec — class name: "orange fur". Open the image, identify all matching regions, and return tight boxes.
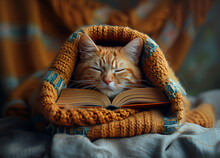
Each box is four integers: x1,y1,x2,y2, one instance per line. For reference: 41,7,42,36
73,34,143,98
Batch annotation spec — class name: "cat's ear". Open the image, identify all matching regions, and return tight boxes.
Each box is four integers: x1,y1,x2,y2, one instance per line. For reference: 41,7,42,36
121,38,143,64
78,33,99,59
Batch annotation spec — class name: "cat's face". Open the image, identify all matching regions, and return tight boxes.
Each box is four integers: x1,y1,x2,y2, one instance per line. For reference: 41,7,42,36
73,34,143,98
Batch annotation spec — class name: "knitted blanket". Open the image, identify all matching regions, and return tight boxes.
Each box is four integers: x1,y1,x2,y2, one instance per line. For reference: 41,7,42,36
20,25,213,141
1,89,219,158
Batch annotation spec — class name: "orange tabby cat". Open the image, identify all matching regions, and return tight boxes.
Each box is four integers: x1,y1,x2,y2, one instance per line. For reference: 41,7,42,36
73,34,143,99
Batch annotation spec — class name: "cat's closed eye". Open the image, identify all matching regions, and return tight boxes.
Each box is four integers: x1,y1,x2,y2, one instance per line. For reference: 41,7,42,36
114,69,125,73
91,67,102,72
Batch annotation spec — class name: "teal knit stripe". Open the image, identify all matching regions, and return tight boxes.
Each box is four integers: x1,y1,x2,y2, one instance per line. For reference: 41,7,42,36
43,70,66,96
140,36,159,68
165,79,186,100
68,29,83,42
32,115,90,137
163,113,179,134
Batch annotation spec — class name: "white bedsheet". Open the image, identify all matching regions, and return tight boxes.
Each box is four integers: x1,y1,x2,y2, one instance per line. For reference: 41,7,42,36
0,89,220,158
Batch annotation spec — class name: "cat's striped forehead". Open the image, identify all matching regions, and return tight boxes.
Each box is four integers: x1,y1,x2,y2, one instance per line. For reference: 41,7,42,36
93,46,124,68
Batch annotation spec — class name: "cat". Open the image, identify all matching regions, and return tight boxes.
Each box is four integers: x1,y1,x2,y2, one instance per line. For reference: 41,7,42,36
72,33,143,99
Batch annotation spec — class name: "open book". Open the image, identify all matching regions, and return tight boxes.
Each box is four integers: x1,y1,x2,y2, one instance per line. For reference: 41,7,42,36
56,87,170,109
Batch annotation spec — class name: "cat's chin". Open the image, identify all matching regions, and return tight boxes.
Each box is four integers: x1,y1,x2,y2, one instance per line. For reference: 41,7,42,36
99,88,123,99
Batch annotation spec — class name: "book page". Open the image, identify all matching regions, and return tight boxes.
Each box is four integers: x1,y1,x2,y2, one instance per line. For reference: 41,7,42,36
56,88,111,107
112,87,168,106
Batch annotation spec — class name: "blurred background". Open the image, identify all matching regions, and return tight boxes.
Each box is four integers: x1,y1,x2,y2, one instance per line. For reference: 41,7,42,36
177,0,220,95
0,0,219,110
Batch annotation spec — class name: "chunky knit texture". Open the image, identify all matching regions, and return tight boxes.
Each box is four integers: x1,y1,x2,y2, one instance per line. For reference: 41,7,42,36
39,25,185,125
31,25,214,140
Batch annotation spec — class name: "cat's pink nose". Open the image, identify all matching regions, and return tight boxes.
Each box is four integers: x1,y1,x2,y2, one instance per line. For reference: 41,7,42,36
103,79,112,85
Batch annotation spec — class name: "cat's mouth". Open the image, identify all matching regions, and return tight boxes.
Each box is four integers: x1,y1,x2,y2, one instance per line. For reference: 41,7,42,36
99,82,116,91
98,85,119,93
99,85,123,92
99,87,124,98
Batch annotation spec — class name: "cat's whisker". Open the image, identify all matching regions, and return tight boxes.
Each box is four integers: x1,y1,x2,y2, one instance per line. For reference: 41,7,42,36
81,84,97,89
70,84,83,88
83,86,97,90
68,81,87,87
68,83,81,88
69,80,97,85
